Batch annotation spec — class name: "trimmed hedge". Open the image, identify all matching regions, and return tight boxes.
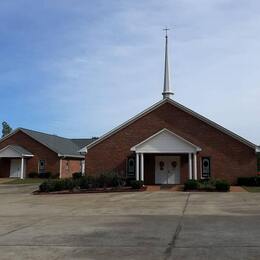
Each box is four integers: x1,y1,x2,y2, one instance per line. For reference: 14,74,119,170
130,180,144,189
72,172,83,179
39,172,128,192
184,180,199,190
215,180,230,192
184,178,230,192
237,176,260,186
39,179,78,192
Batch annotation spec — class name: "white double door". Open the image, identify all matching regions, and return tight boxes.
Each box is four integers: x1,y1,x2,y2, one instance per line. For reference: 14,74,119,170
155,156,180,184
10,159,22,178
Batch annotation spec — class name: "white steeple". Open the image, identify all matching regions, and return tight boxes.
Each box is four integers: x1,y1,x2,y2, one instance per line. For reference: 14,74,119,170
162,28,174,99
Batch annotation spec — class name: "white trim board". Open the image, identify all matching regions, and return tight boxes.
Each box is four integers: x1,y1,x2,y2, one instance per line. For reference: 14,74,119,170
131,128,201,153
82,98,256,152
0,145,34,158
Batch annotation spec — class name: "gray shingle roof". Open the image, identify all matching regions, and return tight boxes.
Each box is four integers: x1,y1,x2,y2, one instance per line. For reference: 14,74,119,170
71,138,97,149
18,128,96,157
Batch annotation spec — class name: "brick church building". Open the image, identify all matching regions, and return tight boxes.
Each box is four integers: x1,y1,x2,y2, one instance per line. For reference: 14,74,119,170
82,32,259,185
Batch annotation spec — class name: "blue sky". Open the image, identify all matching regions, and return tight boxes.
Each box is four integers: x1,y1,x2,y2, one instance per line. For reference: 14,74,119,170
0,0,259,144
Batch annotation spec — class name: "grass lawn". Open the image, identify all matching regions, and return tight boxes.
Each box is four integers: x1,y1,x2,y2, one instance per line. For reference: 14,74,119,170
2,178,43,185
242,186,260,192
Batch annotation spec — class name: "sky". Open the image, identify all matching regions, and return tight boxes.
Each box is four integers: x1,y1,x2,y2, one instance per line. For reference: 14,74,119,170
0,0,259,144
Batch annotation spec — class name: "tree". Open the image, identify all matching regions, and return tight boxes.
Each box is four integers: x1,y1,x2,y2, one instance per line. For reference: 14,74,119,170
2,121,12,138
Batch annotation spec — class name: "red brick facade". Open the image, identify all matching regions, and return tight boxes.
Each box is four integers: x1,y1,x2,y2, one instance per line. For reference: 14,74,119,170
85,101,257,184
0,131,83,178
60,158,83,178
0,131,59,177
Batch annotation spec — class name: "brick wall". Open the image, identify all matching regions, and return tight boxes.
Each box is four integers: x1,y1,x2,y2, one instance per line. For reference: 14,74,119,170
86,102,257,184
0,131,59,177
0,158,11,177
60,159,83,178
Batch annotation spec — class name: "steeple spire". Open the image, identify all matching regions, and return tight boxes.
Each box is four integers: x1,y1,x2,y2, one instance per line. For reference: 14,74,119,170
162,27,174,99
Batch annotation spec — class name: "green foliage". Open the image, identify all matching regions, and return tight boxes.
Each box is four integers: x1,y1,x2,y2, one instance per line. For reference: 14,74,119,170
38,172,127,192
98,172,125,188
28,172,38,178
39,179,78,192
184,178,230,192
78,176,97,189
72,172,83,179
215,180,230,191
237,176,260,186
130,180,144,189
198,178,216,191
184,180,199,190
1,121,12,137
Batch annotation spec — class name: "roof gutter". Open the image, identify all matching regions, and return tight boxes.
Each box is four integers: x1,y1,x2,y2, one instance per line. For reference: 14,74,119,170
58,154,85,159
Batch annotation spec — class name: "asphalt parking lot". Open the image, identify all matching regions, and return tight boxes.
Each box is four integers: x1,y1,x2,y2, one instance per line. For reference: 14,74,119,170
0,185,260,259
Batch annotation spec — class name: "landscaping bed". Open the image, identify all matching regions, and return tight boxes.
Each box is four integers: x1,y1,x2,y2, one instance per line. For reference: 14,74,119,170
35,172,145,194
184,179,230,192
34,186,146,195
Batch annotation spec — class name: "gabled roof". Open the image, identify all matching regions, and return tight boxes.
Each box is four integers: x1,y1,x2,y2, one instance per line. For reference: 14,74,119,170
0,128,96,158
71,138,97,149
131,128,201,153
82,98,256,152
0,145,33,158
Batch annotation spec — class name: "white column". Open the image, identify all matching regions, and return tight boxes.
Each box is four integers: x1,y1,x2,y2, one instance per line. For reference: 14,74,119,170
21,157,24,179
136,153,139,181
140,153,144,182
188,153,192,180
193,153,197,180
59,159,62,179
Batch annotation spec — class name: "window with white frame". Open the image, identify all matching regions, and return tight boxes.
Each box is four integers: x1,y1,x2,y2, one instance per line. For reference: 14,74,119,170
38,160,46,173
201,157,211,178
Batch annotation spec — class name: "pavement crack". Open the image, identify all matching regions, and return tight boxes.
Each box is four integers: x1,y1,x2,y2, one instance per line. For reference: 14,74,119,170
164,193,190,260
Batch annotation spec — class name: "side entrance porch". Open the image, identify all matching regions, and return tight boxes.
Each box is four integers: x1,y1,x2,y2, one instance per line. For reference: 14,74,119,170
0,145,33,179
130,128,201,185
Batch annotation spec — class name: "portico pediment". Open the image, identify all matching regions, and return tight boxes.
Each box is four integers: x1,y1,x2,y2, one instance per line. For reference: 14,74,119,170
130,128,201,154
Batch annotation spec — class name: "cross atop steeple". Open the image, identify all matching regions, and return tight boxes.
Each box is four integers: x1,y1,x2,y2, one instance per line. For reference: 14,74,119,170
162,27,174,99
163,27,170,37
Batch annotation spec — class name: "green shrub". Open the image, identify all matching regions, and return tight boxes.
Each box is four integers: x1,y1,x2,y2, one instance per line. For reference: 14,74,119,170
39,179,77,192
184,180,199,190
215,180,230,192
130,180,144,189
198,179,216,191
39,180,55,192
97,172,125,188
28,172,38,178
237,176,260,186
39,172,127,192
78,176,97,189
72,172,83,179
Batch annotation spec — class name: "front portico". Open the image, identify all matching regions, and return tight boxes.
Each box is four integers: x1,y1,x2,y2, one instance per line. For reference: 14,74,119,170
0,145,33,179
130,129,201,185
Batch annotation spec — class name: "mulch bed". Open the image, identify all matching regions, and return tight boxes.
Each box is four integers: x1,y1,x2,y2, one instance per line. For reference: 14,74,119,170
33,186,147,195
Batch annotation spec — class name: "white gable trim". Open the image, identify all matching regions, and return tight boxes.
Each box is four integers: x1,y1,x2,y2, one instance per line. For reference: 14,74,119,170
130,128,201,153
82,98,256,152
0,145,34,158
